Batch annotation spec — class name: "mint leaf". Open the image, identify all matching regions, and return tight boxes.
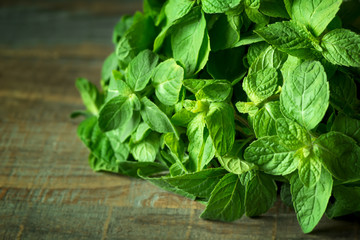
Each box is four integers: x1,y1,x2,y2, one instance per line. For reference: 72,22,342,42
253,101,283,138
291,0,342,36
98,95,134,132
116,14,157,68
200,173,245,221
296,148,322,188
243,67,278,105
202,0,241,14
314,132,360,182
328,71,358,115
280,60,329,130
195,80,232,102
164,168,228,199
255,21,318,59
331,115,360,144
131,132,159,162
152,59,184,106
245,172,277,217
244,136,298,175
106,71,132,101
75,78,103,115
78,117,116,169
101,52,118,81
249,46,288,74
326,185,360,218
290,168,333,233
171,7,208,77
187,113,216,172
140,97,178,135
206,102,235,156
321,29,360,67
126,49,159,92
276,118,311,149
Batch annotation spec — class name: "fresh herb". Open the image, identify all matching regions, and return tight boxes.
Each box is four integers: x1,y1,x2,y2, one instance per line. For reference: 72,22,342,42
73,0,360,233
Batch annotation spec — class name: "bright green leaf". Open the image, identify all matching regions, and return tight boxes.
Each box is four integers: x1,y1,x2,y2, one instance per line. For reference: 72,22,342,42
280,60,329,130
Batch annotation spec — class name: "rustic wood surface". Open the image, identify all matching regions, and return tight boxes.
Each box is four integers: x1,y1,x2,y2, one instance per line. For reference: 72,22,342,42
0,1,359,239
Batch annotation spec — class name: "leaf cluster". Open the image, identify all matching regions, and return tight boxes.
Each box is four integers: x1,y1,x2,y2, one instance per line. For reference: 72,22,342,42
73,0,360,233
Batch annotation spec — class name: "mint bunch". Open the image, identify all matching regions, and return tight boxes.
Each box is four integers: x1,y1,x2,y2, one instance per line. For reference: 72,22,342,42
73,0,360,233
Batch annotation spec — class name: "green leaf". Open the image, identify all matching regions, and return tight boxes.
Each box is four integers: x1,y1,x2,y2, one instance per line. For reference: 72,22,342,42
106,71,132,102
209,14,240,51
280,183,293,208
171,7,208,77
106,130,130,161
248,46,288,74
138,170,196,200
112,15,134,44
152,59,184,106
200,173,245,221
126,49,159,92
171,108,196,127
280,60,329,130
243,67,279,105
321,29,360,67
109,111,141,143
75,78,103,115
245,172,277,217
291,0,342,36
276,118,311,150
164,168,228,199
259,0,289,18
132,122,151,143
115,161,167,177
101,52,118,81
206,103,235,156
202,0,241,13
253,101,283,138
233,33,264,47
187,113,216,172
326,185,360,218
290,168,333,233
328,71,358,115
280,55,304,83
219,157,257,175
183,79,216,94
140,97,178,135
296,148,322,188
195,80,232,102
78,117,116,171
246,42,269,67
116,14,157,68
244,136,298,175
245,7,269,26
153,0,195,51
143,0,165,24
235,101,259,116
98,95,134,132
314,131,360,182
255,21,319,59
131,132,159,162
331,115,360,144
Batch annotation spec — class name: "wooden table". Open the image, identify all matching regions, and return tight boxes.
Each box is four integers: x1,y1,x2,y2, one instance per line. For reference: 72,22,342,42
1,1,359,239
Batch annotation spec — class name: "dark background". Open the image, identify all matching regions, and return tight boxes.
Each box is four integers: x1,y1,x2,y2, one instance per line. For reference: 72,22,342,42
0,1,359,239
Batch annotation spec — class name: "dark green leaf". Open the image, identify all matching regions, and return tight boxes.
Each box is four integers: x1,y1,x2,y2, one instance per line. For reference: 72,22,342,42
200,173,245,221
290,168,333,233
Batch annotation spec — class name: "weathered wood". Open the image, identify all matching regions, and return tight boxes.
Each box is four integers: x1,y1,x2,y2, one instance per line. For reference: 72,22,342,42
0,1,359,239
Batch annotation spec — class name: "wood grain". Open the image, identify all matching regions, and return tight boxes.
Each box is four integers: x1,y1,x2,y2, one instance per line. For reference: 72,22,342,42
0,1,359,239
